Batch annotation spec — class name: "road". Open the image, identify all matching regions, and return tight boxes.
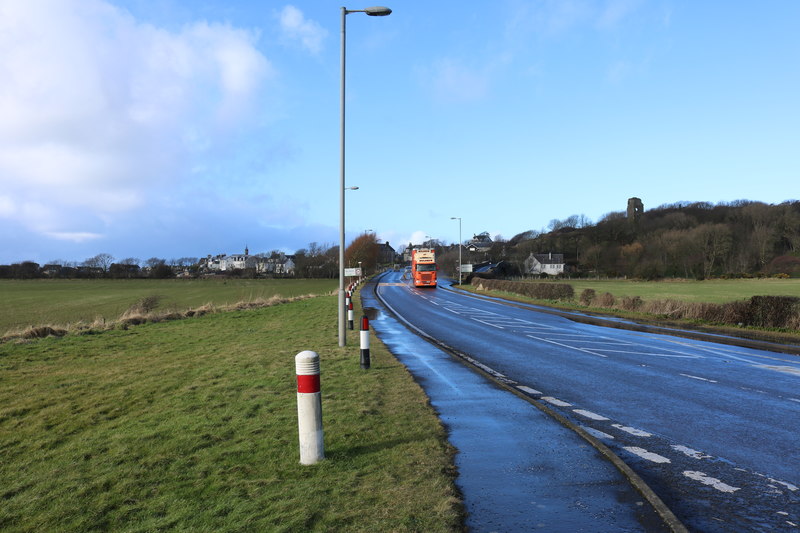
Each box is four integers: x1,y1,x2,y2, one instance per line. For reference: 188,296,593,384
373,270,800,532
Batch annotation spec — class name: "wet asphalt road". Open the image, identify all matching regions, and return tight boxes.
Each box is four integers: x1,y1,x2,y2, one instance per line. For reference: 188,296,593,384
361,277,673,532
370,271,800,532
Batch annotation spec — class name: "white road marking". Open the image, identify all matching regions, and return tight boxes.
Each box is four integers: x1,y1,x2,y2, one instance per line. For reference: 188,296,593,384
790,398,800,404
756,365,800,376
683,471,741,493
680,373,718,383
526,335,609,358
472,318,505,329
623,446,671,464
517,385,542,395
573,409,609,421
769,479,799,492
589,349,701,359
672,445,712,459
541,396,572,407
612,424,652,437
583,427,615,440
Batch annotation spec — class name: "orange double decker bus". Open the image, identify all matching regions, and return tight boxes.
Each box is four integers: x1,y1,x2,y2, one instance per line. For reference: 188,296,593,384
411,248,437,288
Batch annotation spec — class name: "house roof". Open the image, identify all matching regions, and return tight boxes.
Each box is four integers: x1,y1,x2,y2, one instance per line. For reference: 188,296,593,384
529,253,564,264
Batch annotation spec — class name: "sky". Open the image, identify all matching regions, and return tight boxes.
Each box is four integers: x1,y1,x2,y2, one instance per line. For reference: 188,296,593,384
1,0,798,265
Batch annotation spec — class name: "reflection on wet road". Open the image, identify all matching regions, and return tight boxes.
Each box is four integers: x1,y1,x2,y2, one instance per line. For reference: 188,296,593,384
374,271,800,532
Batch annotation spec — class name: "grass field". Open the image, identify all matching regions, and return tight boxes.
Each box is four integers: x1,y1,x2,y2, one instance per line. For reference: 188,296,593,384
538,277,800,304
0,293,462,532
0,278,337,336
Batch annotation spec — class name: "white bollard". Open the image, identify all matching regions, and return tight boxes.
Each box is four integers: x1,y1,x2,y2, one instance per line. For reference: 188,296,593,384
295,350,324,465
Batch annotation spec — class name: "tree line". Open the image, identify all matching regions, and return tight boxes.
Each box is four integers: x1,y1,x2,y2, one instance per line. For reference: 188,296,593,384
0,233,387,280
443,200,800,280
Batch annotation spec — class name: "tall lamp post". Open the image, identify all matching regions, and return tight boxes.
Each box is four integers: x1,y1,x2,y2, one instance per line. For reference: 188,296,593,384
340,6,392,347
451,217,462,285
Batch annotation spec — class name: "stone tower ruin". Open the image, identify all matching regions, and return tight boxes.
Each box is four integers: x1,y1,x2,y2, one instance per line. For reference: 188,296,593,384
627,197,644,222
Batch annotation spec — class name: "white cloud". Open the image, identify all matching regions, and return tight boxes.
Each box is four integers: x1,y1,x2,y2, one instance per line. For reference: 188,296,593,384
278,5,327,55
0,0,273,240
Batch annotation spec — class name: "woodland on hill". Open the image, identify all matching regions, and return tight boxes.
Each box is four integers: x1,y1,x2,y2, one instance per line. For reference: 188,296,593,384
457,200,800,279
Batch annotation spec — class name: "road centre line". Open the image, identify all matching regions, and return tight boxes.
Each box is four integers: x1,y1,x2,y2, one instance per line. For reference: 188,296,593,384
526,335,610,358
472,318,506,329
516,385,542,395
588,348,701,358
680,373,718,383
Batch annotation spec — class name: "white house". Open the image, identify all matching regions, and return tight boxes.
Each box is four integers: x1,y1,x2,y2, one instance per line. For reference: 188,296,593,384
524,252,565,276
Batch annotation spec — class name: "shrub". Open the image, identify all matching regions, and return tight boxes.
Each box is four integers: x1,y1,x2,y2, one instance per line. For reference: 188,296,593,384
579,289,596,306
748,296,800,329
620,296,643,311
596,292,616,308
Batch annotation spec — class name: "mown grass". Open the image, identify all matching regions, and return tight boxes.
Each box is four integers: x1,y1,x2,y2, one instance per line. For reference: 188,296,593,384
0,294,462,532
551,278,800,304
0,278,337,336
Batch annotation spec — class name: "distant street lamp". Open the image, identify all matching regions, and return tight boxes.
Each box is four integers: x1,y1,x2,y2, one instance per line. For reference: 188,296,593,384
451,216,462,285
339,6,392,347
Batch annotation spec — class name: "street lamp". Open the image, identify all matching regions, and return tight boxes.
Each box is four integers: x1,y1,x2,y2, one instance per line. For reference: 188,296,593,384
339,6,392,347
451,217,462,285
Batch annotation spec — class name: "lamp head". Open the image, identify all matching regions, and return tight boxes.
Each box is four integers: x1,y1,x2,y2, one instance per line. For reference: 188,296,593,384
365,6,392,16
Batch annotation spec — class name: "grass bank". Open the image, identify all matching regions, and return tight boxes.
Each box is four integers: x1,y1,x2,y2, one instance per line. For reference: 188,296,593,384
0,294,462,532
561,278,800,304
465,277,800,344
0,278,337,336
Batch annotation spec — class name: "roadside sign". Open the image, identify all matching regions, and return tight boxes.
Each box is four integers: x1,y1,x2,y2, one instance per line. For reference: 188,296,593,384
460,264,473,273
345,268,362,277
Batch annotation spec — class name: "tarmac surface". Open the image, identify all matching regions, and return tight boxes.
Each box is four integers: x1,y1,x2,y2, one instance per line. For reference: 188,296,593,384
361,276,679,532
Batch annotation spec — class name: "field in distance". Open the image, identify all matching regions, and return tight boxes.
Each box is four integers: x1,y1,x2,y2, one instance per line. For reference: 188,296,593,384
0,278,337,335
542,277,800,304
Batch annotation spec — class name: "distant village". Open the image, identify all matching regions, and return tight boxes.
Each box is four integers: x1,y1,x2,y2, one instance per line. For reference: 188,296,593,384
0,234,565,280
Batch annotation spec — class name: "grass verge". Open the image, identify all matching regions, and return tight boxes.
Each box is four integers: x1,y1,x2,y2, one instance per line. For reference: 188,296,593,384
0,294,463,532
0,278,338,335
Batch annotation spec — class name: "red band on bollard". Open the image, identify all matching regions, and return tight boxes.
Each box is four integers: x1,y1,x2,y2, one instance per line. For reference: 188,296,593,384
361,316,369,331
297,374,321,393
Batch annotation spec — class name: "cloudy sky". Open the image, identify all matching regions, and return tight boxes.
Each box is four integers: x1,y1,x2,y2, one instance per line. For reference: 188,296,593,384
1,0,798,265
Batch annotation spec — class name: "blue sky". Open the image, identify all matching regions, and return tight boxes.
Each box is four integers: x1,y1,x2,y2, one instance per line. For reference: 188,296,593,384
1,0,798,265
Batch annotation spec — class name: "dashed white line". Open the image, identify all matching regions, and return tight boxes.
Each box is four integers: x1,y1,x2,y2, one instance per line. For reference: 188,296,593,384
612,424,652,437
573,409,610,421
769,479,799,492
516,385,542,395
790,398,800,404
541,396,572,407
672,445,712,459
683,471,740,493
623,446,671,464
680,373,718,383
583,426,615,440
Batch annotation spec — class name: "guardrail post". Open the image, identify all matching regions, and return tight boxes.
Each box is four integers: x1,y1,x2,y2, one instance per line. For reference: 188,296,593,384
360,315,371,369
295,350,324,465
